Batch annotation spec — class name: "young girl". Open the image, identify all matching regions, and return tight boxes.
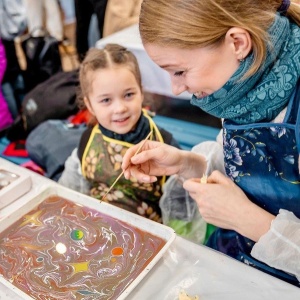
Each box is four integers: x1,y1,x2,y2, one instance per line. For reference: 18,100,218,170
59,44,180,223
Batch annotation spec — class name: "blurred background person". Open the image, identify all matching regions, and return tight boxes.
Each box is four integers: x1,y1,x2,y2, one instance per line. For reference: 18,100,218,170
0,38,13,131
24,0,64,41
103,0,142,37
74,0,108,62
0,0,27,120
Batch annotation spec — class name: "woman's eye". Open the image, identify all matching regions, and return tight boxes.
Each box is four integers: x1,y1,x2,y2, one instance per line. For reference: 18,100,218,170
174,71,184,77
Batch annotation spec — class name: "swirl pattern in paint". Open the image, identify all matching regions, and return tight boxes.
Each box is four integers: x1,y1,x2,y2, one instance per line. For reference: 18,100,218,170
0,196,166,299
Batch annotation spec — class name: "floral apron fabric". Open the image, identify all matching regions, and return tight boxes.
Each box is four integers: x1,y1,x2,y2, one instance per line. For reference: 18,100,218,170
81,113,165,223
207,81,300,285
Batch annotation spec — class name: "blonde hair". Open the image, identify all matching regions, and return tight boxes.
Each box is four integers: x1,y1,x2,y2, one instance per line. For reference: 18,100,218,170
78,44,142,112
139,0,300,77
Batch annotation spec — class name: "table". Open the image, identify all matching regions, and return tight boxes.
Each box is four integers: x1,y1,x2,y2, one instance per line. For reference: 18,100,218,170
0,158,299,300
95,24,192,100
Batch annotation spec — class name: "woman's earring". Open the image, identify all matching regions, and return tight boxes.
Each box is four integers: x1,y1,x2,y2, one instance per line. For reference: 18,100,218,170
239,53,244,62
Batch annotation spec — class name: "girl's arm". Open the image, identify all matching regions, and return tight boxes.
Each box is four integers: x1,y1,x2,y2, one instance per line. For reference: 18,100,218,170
58,148,91,194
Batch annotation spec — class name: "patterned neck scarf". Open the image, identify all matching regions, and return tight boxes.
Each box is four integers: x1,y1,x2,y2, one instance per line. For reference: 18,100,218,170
191,14,300,124
98,112,150,143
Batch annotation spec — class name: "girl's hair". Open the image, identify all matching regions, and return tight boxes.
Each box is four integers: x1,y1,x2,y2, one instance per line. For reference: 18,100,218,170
139,0,300,77
78,44,142,111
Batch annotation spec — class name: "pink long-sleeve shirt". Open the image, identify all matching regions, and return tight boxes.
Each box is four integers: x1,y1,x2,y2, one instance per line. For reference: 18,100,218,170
0,39,13,130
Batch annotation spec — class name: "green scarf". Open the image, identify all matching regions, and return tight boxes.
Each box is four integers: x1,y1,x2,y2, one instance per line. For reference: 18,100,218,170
191,14,300,124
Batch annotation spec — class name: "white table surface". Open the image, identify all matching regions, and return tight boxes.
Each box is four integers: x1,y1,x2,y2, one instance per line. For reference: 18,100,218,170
0,158,300,300
96,24,192,100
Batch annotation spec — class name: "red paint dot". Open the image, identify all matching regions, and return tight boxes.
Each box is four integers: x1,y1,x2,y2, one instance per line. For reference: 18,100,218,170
111,247,123,256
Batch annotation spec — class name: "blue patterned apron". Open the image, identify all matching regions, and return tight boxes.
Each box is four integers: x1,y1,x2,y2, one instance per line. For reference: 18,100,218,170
207,81,300,286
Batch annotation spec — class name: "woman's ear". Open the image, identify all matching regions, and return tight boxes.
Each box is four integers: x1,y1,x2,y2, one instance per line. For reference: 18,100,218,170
84,96,95,116
226,27,252,61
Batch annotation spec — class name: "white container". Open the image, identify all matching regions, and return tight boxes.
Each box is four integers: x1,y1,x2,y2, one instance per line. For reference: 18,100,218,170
0,184,176,300
0,169,32,209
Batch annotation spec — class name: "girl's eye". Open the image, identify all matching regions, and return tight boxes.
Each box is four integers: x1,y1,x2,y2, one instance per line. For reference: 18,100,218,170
100,98,110,103
174,71,184,77
125,92,134,98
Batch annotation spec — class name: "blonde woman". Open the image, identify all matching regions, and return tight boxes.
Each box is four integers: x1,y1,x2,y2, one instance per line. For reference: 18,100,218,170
122,0,300,286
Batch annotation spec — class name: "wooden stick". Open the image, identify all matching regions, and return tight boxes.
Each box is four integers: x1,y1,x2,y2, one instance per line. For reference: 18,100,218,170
200,174,207,183
101,131,153,201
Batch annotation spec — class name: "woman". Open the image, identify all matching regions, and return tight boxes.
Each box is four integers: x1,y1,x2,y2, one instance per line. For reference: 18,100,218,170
122,0,300,285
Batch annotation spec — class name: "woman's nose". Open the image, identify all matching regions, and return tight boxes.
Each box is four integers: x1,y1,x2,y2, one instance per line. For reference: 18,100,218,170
171,80,187,96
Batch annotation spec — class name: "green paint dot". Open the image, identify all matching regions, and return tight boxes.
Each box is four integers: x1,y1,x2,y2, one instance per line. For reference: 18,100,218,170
71,229,84,240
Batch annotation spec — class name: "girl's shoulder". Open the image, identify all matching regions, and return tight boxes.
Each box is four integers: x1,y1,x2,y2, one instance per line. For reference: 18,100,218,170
77,126,94,161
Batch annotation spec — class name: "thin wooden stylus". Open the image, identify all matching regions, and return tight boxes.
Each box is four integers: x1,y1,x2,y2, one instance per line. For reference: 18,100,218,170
101,131,153,201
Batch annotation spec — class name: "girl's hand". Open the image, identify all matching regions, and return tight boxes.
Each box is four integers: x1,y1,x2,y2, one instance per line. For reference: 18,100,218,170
183,171,275,242
122,140,206,183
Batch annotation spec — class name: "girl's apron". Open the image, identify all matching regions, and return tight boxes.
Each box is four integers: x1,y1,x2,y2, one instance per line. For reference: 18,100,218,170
81,112,165,223
207,82,300,286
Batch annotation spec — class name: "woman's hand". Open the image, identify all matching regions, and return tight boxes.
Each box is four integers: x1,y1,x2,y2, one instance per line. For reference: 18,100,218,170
122,140,206,183
183,171,275,242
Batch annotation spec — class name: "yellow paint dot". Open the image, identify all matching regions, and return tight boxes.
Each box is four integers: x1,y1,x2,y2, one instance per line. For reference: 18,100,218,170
69,261,90,273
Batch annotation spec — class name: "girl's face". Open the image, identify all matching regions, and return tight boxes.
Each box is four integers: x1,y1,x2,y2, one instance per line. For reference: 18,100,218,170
144,42,240,98
85,67,143,134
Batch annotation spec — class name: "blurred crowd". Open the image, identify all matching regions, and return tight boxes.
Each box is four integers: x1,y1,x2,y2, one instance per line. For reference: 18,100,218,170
0,0,142,131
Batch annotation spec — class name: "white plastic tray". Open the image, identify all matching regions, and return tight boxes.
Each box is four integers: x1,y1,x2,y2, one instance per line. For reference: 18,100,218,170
0,184,176,299
0,168,31,209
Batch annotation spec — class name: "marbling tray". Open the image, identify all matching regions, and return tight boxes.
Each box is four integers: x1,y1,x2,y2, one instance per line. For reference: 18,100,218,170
0,185,176,299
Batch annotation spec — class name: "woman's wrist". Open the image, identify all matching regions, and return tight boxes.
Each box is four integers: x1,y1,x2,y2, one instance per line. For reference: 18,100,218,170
236,202,275,242
178,151,207,179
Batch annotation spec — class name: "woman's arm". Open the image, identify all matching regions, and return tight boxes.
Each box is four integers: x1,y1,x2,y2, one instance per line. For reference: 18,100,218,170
122,140,207,182
251,209,300,281
183,171,275,242
185,171,300,281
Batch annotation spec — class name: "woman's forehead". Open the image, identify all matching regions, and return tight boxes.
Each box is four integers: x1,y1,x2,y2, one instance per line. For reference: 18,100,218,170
144,43,212,70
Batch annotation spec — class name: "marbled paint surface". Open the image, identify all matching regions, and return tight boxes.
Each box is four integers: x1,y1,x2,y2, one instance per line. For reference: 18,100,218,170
0,196,166,299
